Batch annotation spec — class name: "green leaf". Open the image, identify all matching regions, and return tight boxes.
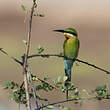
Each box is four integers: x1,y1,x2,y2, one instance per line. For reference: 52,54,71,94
0,48,3,51
57,76,62,83
52,80,56,85
95,85,107,91
48,86,53,91
64,107,71,110
62,85,66,93
34,2,37,8
11,81,16,89
32,77,38,81
4,81,11,89
63,76,68,82
22,40,27,45
44,77,49,80
31,74,38,81
83,89,89,95
46,105,54,109
29,93,34,98
21,5,29,11
74,88,79,95
8,94,13,99
36,85,43,90
22,93,26,99
37,45,44,54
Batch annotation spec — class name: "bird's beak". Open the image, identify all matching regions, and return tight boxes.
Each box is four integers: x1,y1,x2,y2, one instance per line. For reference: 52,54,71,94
53,30,65,33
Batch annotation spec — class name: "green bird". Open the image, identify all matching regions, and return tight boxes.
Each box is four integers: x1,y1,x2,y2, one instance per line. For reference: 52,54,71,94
54,28,80,99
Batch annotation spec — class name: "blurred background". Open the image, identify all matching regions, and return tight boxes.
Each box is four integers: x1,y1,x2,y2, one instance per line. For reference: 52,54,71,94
0,0,110,110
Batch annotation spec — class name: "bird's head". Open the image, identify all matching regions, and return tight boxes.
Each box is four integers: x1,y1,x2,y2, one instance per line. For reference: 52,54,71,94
53,28,78,39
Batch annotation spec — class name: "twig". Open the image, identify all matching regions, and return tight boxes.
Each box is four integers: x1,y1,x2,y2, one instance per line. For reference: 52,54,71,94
75,59,110,74
38,96,110,110
0,49,23,66
18,81,24,102
38,99,75,110
37,77,55,89
28,54,110,74
22,0,36,110
28,54,63,58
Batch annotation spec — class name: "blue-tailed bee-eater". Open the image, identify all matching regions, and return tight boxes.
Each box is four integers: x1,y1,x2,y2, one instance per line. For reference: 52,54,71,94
54,28,80,99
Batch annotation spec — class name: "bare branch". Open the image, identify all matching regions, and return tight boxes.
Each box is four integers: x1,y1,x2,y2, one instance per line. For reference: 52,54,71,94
76,59,110,74
28,54,110,74
22,0,36,110
0,49,23,65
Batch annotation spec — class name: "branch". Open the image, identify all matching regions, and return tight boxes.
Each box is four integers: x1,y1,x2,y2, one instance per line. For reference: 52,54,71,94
22,0,36,110
0,49,23,66
38,99,76,110
38,96,110,110
75,59,110,74
28,54,110,74
27,67,39,109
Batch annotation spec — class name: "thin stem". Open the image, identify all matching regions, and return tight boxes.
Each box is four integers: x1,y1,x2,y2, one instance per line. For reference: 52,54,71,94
27,67,39,110
23,1,36,110
18,81,24,101
23,74,31,110
23,1,35,74
75,59,110,74
38,99,77,110
0,49,23,65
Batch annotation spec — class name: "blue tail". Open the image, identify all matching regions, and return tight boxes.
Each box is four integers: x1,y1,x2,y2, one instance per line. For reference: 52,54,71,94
64,59,74,82
64,59,74,99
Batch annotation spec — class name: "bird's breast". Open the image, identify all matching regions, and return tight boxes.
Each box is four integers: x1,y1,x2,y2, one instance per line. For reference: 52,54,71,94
64,38,79,59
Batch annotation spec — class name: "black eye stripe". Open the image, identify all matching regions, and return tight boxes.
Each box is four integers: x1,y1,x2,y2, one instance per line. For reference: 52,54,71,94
66,31,77,36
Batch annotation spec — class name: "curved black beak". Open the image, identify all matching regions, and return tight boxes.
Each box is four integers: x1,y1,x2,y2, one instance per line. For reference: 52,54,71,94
53,30,65,33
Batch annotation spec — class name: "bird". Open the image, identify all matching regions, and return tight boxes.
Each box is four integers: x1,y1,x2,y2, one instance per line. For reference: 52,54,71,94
54,28,80,99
